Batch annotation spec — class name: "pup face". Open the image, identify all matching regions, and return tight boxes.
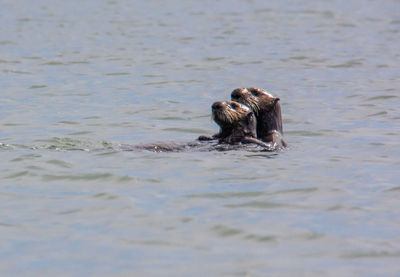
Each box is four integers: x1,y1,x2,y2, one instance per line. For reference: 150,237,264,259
212,100,251,126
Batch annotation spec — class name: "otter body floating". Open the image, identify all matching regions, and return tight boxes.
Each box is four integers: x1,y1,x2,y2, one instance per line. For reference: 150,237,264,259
122,89,286,152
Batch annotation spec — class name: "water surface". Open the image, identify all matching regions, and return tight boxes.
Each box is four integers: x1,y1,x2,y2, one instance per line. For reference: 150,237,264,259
1,0,400,276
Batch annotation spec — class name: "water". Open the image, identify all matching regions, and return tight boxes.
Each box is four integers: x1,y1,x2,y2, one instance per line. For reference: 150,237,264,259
1,0,400,276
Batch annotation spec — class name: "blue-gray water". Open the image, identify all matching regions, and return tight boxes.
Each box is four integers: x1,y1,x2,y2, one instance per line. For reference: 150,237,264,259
1,0,400,276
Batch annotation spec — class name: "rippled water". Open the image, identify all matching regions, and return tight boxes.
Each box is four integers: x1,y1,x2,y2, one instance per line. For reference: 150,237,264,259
1,0,400,276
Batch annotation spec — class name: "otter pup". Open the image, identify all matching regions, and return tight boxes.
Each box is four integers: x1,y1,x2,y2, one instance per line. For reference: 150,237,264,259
199,100,273,149
231,87,287,148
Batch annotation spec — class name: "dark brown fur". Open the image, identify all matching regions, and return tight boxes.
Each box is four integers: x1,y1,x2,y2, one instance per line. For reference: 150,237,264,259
231,87,287,148
199,101,273,149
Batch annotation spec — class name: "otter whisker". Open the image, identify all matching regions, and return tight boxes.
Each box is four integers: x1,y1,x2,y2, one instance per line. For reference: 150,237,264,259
251,99,260,114
243,97,259,115
225,110,234,124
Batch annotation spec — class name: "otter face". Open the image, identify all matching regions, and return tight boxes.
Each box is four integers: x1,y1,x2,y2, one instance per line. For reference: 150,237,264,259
231,87,277,114
212,100,251,126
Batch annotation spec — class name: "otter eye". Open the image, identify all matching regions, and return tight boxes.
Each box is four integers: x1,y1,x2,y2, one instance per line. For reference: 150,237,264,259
230,103,239,109
248,88,261,96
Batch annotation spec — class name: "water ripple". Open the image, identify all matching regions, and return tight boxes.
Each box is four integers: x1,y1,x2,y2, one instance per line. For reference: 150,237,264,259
188,191,263,199
342,250,400,259
42,173,132,182
225,201,309,210
367,95,397,101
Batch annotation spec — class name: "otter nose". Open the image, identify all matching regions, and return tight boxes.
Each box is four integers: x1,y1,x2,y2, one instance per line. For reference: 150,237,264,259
231,89,241,99
212,102,223,110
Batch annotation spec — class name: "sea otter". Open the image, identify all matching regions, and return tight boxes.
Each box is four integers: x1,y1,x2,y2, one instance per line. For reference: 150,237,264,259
231,87,287,148
119,100,274,152
198,100,273,149
119,100,271,152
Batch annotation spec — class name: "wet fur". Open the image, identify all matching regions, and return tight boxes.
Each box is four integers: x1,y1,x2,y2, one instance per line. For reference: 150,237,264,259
231,87,287,148
199,101,272,149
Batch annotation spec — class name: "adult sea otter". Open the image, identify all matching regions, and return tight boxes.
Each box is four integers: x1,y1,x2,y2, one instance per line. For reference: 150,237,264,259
122,100,273,152
231,87,287,149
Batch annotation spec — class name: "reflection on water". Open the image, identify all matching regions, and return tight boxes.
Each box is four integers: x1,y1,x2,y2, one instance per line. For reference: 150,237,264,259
1,0,400,276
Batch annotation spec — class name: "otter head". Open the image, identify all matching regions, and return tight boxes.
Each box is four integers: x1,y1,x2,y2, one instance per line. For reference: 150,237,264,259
211,100,257,143
231,87,284,137
231,87,279,115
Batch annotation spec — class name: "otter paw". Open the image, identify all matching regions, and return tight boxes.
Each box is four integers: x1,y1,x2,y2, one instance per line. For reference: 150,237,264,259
198,135,214,141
